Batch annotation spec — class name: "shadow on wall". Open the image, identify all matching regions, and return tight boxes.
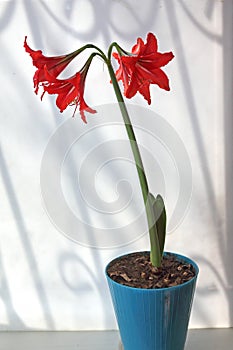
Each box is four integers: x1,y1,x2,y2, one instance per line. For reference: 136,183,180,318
165,0,233,326
58,252,114,328
223,0,233,326
169,0,233,327
0,252,26,330
0,147,55,329
0,0,16,31
37,0,161,43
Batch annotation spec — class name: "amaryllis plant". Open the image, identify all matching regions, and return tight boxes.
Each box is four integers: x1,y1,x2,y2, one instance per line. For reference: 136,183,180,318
24,33,174,267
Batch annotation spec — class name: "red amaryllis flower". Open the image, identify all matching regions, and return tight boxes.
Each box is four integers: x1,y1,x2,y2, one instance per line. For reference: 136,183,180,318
113,32,174,104
24,36,77,94
42,67,96,123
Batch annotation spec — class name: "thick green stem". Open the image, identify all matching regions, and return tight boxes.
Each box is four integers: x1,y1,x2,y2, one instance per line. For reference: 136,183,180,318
107,62,161,266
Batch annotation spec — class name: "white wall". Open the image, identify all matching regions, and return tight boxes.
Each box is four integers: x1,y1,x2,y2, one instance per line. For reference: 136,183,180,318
0,0,232,330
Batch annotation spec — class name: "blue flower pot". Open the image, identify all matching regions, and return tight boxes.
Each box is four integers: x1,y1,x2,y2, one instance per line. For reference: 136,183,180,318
106,252,198,350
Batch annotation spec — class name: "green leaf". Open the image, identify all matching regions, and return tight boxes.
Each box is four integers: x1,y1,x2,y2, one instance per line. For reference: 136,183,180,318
150,193,167,256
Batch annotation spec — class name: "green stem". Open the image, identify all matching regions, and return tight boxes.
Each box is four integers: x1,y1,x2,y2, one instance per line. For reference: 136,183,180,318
58,44,107,67
106,61,161,266
108,42,131,60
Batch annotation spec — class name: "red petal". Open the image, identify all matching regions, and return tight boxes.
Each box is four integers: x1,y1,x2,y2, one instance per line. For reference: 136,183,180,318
136,65,171,90
80,100,97,123
131,37,145,55
143,33,158,55
125,78,139,99
138,82,151,104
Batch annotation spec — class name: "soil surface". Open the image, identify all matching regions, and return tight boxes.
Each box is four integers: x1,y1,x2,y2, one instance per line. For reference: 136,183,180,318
107,252,196,289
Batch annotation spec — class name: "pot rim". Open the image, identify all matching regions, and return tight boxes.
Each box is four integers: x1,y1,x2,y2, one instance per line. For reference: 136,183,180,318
105,251,199,292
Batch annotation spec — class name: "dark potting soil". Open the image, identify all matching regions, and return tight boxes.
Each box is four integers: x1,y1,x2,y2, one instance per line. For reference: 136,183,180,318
107,252,196,289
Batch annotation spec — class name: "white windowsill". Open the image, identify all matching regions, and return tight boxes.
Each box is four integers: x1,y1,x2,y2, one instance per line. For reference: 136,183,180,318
0,329,232,350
